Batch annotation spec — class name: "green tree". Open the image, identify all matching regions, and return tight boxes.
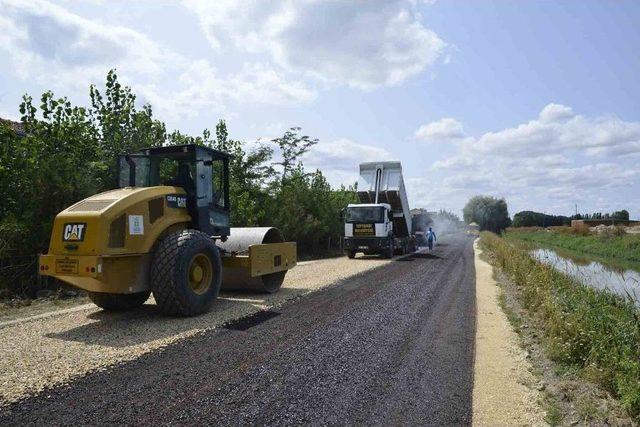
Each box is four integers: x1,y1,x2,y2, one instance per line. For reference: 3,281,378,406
463,195,511,233
271,127,318,182
89,69,166,188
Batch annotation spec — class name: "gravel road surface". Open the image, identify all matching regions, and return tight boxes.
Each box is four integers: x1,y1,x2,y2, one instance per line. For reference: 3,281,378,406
0,252,393,405
1,234,476,425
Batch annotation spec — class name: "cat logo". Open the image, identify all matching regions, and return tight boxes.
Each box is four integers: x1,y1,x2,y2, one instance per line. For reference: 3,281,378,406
62,223,87,242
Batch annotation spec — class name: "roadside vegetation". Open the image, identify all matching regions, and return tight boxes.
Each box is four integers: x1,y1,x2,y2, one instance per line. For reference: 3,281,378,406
0,70,357,297
480,232,640,420
506,228,640,267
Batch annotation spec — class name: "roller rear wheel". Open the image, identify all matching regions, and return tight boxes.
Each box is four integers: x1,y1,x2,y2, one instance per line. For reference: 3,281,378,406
150,229,222,316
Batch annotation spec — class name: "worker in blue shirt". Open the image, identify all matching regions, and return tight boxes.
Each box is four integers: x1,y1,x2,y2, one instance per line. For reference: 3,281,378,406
426,227,437,251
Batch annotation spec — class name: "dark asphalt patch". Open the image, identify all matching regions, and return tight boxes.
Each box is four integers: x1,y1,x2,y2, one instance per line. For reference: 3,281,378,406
224,310,281,331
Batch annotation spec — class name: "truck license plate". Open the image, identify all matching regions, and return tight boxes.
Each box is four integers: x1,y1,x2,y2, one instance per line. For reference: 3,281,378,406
56,258,78,274
358,246,368,249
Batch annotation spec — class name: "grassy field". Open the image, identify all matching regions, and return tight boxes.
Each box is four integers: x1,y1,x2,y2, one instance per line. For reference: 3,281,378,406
480,232,640,420
505,229,640,268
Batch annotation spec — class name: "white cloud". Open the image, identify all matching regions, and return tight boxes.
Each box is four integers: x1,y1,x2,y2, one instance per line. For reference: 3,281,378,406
538,103,574,123
415,117,465,141
0,0,316,121
472,103,640,157
184,0,446,89
411,104,640,216
0,0,176,89
138,61,316,121
303,138,392,185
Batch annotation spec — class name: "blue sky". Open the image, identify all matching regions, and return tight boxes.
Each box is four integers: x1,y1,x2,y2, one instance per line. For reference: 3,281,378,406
1,0,639,218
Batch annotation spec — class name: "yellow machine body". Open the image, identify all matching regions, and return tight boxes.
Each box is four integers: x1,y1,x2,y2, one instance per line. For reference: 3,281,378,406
39,186,191,293
39,187,297,294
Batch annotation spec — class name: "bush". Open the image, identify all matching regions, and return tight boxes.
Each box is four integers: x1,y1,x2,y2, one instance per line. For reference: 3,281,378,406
481,232,640,418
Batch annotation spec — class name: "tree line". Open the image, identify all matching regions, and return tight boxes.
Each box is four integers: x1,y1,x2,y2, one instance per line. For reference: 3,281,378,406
512,211,571,228
511,209,631,228
0,70,357,296
573,210,629,221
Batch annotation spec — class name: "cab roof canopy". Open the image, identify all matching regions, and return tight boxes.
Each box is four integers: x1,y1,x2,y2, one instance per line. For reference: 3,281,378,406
134,144,231,161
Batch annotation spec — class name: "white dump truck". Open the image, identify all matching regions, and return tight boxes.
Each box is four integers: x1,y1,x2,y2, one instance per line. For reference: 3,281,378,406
343,161,414,258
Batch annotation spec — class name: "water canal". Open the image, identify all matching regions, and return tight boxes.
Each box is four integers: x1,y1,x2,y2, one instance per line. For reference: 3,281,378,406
531,248,640,308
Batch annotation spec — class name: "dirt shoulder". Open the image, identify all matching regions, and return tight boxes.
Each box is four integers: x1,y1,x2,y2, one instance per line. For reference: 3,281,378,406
472,240,547,426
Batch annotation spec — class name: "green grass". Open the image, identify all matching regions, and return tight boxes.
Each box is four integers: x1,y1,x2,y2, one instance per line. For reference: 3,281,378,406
506,230,640,269
545,402,564,426
480,232,640,420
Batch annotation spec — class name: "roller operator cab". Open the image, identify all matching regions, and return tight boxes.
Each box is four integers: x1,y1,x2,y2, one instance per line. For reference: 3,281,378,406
39,144,297,316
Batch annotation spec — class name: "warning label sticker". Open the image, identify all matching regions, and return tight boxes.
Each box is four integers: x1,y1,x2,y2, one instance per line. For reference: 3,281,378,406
129,215,144,235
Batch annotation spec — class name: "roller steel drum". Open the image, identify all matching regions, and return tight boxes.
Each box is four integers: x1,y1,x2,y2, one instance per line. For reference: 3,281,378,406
218,227,288,293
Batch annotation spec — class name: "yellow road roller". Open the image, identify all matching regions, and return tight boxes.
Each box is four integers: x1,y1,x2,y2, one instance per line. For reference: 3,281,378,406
38,144,296,316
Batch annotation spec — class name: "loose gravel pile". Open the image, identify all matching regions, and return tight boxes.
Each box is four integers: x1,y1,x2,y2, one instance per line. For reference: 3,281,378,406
0,255,391,405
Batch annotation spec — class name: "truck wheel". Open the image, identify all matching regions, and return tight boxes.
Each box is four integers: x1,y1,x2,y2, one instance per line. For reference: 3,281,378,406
384,239,394,259
346,250,356,259
150,229,222,317
88,291,150,311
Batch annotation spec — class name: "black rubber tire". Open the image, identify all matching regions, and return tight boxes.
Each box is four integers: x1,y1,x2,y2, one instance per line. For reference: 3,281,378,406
384,238,394,259
88,291,150,311
150,229,222,317
346,250,356,259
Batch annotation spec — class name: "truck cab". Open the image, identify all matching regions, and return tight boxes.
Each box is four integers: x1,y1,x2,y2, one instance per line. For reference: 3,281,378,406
343,203,394,258
343,161,414,259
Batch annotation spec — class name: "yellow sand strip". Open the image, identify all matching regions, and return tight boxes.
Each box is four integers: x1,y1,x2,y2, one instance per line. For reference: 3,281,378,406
473,240,547,426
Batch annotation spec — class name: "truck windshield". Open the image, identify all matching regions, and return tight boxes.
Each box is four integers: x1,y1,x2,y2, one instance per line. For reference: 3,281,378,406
346,206,385,223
